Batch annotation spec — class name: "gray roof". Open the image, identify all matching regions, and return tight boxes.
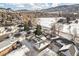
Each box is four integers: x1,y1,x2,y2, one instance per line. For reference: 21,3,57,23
0,37,18,52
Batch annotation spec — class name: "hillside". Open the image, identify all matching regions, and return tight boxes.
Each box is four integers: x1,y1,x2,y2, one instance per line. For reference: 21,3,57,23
41,4,79,13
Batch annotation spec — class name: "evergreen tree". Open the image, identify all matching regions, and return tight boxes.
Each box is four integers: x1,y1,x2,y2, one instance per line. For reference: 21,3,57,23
24,22,30,31
75,20,78,23
66,16,71,24
34,25,42,35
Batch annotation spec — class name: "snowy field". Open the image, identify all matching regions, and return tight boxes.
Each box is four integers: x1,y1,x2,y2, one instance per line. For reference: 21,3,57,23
36,17,79,41
37,17,64,28
37,18,57,28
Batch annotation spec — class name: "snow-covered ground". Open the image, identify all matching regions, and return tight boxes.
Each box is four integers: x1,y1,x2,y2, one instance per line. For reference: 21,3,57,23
37,17,79,41
37,18,57,28
6,45,30,56
60,23,79,37
37,17,65,28
55,23,79,40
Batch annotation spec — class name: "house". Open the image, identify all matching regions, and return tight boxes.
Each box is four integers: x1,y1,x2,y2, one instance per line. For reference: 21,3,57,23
38,48,58,56
57,17,67,24
0,26,23,56
0,26,18,42
33,40,50,51
6,45,30,56
50,37,78,56
0,37,18,56
58,44,78,56
33,35,50,51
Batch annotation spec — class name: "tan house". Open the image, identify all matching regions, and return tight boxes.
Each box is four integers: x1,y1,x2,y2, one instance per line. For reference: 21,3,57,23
0,38,18,56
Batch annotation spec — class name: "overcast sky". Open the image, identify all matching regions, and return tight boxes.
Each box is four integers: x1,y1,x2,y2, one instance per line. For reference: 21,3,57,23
0,0,79,3
0,3,55,10
0,0,79,10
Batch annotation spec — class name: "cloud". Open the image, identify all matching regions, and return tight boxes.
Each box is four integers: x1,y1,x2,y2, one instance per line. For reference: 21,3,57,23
16,4,25,7
0,4,5,7
0,3,57,10
29,3,53,10
0,3,73,10
52,3,59,7
0,0,53,3
27,3,42,10
1,0,79,3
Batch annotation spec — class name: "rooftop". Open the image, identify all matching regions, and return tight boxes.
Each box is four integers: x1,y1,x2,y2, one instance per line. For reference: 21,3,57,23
38,48,57,56
0,37,18,52
6,45,30,56
59,44,72,51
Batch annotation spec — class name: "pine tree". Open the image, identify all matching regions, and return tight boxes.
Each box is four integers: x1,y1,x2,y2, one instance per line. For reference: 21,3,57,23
24,22,30,31
34,25,42,35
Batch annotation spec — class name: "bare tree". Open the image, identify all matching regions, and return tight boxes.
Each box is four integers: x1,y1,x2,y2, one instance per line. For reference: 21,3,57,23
51,24,56,36
57,23,63,36
72,27,77,43
68,25,71,34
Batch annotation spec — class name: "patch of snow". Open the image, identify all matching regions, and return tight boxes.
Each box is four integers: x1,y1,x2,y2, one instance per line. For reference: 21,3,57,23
37,18,56,28
6,45,30,56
